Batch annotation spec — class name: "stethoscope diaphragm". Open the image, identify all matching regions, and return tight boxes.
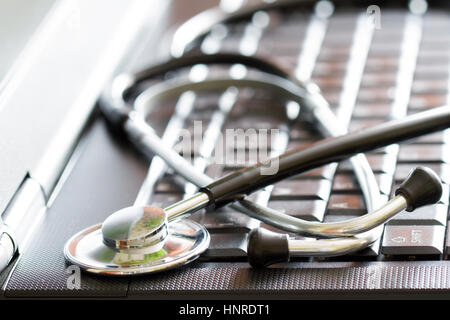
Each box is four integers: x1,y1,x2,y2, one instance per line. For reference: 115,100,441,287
64,219,209,276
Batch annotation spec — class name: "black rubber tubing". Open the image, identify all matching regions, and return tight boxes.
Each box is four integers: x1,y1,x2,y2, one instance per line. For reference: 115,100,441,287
200,106,450,208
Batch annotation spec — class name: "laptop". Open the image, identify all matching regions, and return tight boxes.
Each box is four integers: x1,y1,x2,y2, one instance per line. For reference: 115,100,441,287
1,0,450,299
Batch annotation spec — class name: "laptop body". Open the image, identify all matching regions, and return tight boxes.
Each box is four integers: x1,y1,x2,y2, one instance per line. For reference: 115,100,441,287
2,0,450,299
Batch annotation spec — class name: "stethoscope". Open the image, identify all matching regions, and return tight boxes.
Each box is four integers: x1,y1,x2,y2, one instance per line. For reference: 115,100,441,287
64,0,449,275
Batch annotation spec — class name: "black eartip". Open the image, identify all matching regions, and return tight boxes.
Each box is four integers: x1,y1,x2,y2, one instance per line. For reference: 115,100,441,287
247,228,290,268
395,166,442,212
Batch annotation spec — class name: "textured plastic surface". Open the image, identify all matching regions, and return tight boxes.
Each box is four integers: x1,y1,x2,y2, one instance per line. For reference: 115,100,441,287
128,261,450,297
4,109,450,298
4,120,144,297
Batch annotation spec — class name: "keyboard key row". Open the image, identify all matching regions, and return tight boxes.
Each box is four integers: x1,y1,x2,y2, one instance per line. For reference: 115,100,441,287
387,203,448,226
271,179,332,201
397,144,450,163
394,163,450,184
332,172,393,195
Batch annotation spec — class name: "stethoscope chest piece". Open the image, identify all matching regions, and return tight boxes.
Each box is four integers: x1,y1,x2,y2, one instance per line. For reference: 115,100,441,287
63,209,210,276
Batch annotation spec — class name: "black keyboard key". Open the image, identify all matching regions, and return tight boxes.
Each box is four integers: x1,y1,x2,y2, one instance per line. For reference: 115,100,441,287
332,172,393,195
268,199,327,221
411,79,448,94
339,153,397,175
205,163,225,179
394,163,450,184
314,61,348,75
398,145,450,163
365,56,399,70
152,193,183,208
348,119,387,133
312,76,343,90
409,93,447,110
352,102,392,118
225,117,282,131
387,203,448,226
360,72,397,87
289,125,321,141
271,179,332,201
294,163,337,180
154,176,184,193
445,223,450,255
407,130,450,144
327,194,366,215
201,208,260,232
202,232,248,259
332,174,360,192
321,90,341,106
223,152,259,169
382,225,445,255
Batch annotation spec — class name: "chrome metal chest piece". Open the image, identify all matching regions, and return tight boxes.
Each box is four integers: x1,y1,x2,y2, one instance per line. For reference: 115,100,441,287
65,210,209,275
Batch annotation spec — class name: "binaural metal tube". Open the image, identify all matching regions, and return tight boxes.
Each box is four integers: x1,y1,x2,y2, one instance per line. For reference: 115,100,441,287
240,195,407,238
156,192,406,239
165,193,210,221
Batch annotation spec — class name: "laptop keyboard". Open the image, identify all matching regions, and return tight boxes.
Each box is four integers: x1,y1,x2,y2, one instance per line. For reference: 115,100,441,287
139,5,450,263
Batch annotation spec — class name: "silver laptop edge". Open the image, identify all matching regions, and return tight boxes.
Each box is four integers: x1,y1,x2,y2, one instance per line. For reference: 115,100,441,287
0,0,170,272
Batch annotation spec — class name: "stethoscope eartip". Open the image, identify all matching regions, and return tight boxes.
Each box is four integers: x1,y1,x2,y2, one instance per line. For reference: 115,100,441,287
247,228,290,268
395,166,443,212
